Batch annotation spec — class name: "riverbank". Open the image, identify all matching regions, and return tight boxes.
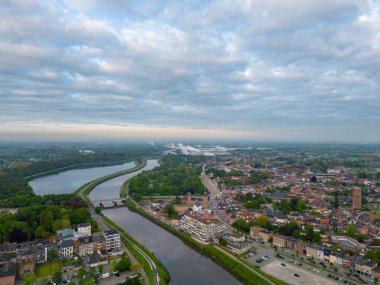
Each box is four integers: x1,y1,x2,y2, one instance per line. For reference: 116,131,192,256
73,159,170,285
124,199,287,285
25,156,148,181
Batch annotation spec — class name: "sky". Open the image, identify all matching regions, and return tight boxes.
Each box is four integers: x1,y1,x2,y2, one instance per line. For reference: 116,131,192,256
1,0,380,142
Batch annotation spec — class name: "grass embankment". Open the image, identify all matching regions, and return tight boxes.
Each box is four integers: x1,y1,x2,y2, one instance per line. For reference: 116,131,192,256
74,159,147,202
120,180,130,198
35,261,62,278
125,200,286,285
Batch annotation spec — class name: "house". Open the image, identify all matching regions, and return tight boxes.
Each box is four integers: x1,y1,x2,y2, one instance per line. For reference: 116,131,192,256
305,245,324,261
92,233,106,252
104,230,121,251
192,202,202,213
16,242,36,279
61,240,74,258
354,257,377,277
0,261,16,285
273,234,286,248
77,236,94,257
250,227,273,242
214,233,252,254
87,253,108,268
179,214,225,242
77,223,91,237
35,241,58,264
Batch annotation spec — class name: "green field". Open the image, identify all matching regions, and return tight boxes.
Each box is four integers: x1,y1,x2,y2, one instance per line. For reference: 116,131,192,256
35,261,62,278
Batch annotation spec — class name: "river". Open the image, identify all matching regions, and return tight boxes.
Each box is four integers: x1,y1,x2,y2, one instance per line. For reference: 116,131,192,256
103,208,241,285
30,159,241,285
89,159,159,201
30,161,136,195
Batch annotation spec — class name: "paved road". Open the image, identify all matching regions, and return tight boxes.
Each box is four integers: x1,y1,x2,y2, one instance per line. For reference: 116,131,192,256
200,164,221,196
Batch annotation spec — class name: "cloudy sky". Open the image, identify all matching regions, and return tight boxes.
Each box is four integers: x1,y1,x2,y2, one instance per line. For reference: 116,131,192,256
1,0,379,142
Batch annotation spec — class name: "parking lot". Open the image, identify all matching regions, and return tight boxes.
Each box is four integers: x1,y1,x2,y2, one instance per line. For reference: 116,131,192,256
243,239,349,285
261,259,338,285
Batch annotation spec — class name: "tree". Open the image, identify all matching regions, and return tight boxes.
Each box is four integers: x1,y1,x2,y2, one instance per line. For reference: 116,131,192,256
78,268,86,279
164,204,178,219
219,237,228,247
115,256,132,273
305,224,314,242
23,272,37,285
278,221,299,236
40,210,54,232
295,199,305,211
35,226,48,239
95,207,102,214
131,263,141,272
347,224,357,237
48,248,56,261
254,216,270,229
98,264,104,273
52,272,62,283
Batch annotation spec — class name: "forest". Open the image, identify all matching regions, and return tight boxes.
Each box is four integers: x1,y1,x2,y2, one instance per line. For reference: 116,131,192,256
0,194,98,243
129,155,206,197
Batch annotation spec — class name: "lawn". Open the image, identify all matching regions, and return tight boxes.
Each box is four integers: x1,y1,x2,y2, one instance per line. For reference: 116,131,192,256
35,261,62,278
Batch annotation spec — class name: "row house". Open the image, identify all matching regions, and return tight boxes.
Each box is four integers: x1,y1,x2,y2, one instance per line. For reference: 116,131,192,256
77,236,94,257
273,234,286,248
61,240,73,258
305,244,324,261
354,257,377,277
250,227,272,242
16,242,37,279
0,261,16,285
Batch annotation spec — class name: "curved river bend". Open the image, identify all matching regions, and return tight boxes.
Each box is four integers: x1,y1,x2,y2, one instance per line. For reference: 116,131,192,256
30,159,241,285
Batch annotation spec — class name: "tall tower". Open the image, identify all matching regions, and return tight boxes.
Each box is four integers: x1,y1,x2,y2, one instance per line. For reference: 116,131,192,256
352,187,362,209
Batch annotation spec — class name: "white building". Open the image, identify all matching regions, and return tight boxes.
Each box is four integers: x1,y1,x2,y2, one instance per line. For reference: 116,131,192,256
104,230,121,251
179,214,225,242
61,240,73,258
78,223,91,236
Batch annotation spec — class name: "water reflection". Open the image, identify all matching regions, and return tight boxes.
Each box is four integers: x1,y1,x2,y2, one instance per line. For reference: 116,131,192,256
104,208,241,285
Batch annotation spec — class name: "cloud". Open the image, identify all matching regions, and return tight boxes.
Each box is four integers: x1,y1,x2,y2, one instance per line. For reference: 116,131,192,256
0,0,379,142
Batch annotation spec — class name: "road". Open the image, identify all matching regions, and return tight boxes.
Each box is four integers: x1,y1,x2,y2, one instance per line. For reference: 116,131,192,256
200,164,221,196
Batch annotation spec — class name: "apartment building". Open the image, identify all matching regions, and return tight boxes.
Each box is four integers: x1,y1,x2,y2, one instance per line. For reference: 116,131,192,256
179,214,225,242
104,230,121,251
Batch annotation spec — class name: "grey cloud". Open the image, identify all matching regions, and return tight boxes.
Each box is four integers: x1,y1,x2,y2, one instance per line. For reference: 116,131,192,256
0,0,379,141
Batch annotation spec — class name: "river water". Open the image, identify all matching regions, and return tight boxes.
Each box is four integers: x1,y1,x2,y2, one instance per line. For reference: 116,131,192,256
103,208,241,285
30,161,136,195
89,159,159,201
29,159,241,285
